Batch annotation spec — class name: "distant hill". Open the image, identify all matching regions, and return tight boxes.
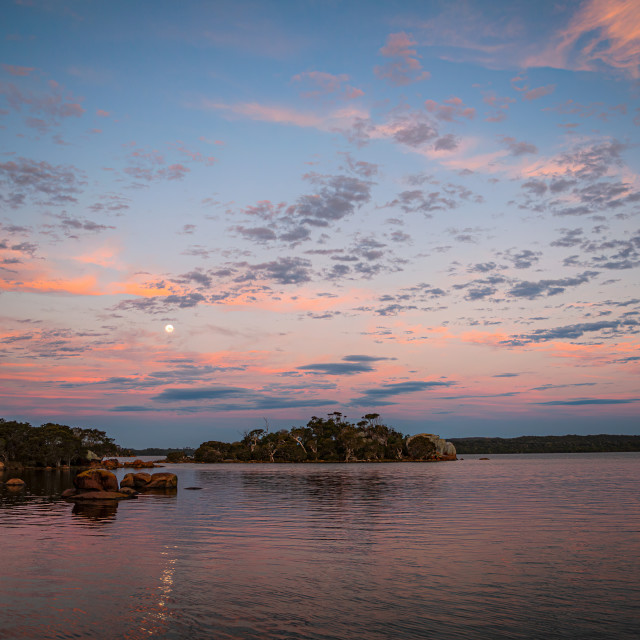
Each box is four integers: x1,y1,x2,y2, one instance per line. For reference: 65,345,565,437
450,434,640,454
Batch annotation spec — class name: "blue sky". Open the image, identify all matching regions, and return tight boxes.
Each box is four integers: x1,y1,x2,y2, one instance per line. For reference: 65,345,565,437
1,0,639,447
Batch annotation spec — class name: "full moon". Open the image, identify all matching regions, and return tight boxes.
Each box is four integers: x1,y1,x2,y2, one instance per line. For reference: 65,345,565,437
164,324,174,333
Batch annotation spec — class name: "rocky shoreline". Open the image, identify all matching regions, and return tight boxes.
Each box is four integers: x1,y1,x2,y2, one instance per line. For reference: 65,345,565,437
62,468,178,501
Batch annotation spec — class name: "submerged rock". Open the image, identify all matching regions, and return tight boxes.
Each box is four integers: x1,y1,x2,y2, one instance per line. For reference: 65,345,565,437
5,478,26,487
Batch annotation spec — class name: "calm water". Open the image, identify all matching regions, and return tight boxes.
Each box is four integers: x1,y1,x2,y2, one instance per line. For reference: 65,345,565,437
1,454,639,640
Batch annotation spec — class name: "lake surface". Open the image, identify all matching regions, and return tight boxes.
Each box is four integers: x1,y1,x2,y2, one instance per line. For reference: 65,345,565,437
1,454,639,639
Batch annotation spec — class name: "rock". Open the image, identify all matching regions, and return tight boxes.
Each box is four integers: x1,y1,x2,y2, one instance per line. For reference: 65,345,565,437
5,478,26,487
61,488,77,497
184,487,202,490
119,487,138,496
0,461,4,470
120,472,152,489
101,459,120,470
66,491,135,501
123,459,155,468
119,471,177,491
480,457,490,460
406,433,457,461
74,469,119,493
145,472,178,490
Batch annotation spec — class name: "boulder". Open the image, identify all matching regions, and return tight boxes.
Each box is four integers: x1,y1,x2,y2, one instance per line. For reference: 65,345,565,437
101,459,120,470
120,472,177,491
119,486,138,496
123,459,155,468
74,469,119,492
5,478,26,487
61,488,77,498
145,472,178,490
406,433,457,461
120,472,152,489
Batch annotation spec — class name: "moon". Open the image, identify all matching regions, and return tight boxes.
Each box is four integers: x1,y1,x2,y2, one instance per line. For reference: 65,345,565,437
164,324,174,334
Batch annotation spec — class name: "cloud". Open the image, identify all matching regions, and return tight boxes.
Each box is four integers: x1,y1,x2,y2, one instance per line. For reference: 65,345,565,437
420,0,639,77
53,213,115,236
522,0,640,77
424,96,475,121
199,99,368,132
0,157,85,207
483,92,516,122
375,32,430,85
2,64,35,77
502,249,541,269
499,135,538,156
292,71,363,99
246,256,313,285
534,398,639,405
298,362,374,375
295,173,372,226
358,380,455,398
523,84,556,101
153,385,248,401
374,111,438,148
151,383,338,412
507,271,597,299
507,318,639,344
342,354,396,362
0,78,85,124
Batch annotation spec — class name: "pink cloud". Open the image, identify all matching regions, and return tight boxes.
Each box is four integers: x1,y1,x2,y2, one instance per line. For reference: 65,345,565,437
523,0,640,77
424,96,475,121
292,71,364,100
375,32,430,86
171,141,217,166
2,64,34,76
0,78,85,122
523,84,556,101
96,109,110,117
0,274,101,296
200,100,369,132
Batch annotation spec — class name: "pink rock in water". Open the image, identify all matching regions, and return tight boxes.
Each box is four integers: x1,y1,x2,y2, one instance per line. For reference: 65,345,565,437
74,469,119,492
120,472,151,489
145,472,178,490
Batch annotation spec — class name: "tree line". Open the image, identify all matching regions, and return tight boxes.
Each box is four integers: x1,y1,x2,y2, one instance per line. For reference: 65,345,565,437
0,419,119,467
194,412,449,463
450,434,640,454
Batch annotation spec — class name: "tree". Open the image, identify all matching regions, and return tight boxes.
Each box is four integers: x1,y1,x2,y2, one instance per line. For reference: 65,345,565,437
71,427,117,459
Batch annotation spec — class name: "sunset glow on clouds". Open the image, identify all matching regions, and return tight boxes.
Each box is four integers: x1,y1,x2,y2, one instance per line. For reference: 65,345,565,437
1,0,639,446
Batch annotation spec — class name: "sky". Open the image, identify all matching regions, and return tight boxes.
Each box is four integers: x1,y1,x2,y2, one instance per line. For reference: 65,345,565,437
1,0,639,447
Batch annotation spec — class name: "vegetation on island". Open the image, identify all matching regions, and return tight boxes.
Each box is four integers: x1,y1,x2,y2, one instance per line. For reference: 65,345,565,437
125,447,196,458
0,419,119,467
450,434,640,454
194,412,452,463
